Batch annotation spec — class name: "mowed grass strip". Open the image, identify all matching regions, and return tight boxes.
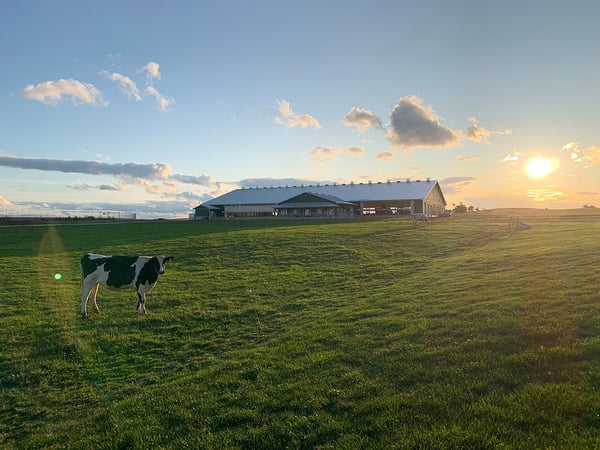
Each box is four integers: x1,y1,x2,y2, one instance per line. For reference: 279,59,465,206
1,210,600,448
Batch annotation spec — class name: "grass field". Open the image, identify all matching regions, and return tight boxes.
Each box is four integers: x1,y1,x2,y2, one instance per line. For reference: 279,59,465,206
1,209,600,449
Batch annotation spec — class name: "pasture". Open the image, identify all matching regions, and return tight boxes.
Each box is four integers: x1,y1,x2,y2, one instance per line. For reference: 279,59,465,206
1,209,600,449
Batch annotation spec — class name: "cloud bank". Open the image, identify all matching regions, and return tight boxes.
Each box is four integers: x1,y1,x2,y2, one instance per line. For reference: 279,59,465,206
0,155,171,179
0,154,219,188
0,153,219,217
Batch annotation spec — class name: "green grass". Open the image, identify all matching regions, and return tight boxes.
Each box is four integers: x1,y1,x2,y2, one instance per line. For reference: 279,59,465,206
2,209,600,449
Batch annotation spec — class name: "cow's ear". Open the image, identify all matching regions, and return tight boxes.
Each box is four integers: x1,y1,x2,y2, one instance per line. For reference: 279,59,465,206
166,256,174,262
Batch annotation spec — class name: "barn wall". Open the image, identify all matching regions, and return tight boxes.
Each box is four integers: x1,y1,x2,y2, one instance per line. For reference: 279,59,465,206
224,204,275,217
423,185,447,216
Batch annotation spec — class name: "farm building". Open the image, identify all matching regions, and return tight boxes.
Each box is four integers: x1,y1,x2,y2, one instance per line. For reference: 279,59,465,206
193,179,447,219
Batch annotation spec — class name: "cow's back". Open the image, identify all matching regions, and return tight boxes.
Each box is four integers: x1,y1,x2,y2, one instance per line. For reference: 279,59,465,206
81,254,144,289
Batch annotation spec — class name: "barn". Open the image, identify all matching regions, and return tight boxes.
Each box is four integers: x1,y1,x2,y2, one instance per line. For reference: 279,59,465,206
193,179,447,219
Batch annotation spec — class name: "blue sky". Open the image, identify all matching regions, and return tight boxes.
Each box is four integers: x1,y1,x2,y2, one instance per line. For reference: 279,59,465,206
1,0,599,218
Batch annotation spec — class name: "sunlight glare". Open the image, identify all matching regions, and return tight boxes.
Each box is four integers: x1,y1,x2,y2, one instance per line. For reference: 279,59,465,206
524,157,558,179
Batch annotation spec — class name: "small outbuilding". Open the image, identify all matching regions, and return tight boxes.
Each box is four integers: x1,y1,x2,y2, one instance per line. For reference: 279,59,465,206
192,204,223,219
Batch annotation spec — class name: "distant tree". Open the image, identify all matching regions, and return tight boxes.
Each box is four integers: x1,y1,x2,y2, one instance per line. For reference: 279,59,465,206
453,202,468,213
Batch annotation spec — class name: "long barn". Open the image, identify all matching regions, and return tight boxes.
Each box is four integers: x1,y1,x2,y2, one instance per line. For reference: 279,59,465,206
193,179,447,219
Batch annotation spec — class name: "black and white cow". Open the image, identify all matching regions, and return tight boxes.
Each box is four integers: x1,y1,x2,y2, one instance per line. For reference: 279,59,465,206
80,253,174,317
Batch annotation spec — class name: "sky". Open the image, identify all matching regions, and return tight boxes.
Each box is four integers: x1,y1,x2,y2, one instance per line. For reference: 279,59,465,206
1,0,599,218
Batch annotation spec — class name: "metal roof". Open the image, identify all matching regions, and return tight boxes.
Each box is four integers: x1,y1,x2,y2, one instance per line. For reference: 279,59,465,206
277,192,355,207
276,201,341,209
204,180,443,206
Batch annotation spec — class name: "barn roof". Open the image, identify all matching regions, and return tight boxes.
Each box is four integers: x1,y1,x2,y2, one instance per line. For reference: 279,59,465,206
203,180,444,206
276,192,355,209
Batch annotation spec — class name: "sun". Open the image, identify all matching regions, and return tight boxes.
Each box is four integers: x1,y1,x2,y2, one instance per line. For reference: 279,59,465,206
524,156,557,179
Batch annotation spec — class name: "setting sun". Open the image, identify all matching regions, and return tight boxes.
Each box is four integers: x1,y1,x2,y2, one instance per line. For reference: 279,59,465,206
525,157,558,179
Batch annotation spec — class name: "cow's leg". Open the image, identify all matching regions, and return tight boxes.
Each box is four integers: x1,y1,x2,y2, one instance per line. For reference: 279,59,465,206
81,286,89,317
81,282,92,317
89,284,100,313
136,291,146,315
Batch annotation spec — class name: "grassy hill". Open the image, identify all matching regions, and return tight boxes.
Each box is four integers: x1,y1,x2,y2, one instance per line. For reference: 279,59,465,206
2,209,600,449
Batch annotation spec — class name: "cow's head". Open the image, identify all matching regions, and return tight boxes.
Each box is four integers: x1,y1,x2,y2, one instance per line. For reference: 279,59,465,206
156,255,174,275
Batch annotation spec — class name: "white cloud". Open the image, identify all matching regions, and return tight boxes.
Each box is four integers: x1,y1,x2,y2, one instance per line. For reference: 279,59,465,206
563,141,600,165
376,151,395,161
99,62,174,110
454,155,479,162
21,79,108,106
237,177,327,188
68,179,127,191
522,189,570,202
440,177,478,195
140,61,161,83
309,146,364,162
132,178,178,195
386,96,460,150
343,107,382,132
274,100,321,129
99,71,142,100
464,116,511,144
170,174,215,186
501,150,521,162
0,194,13,207
145,86,175,111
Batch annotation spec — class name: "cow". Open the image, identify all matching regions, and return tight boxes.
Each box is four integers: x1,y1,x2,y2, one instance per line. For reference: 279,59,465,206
412,212,430,226
80,253,174,317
